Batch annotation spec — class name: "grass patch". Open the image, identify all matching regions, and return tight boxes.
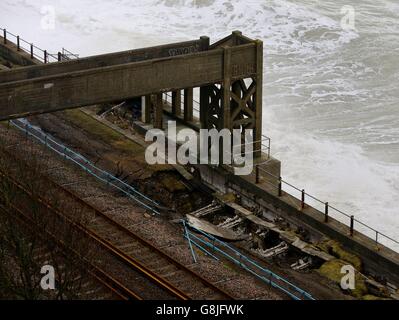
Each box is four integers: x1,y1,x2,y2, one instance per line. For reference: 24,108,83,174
318,240,362,271
63,109,144,154
318,259,367,298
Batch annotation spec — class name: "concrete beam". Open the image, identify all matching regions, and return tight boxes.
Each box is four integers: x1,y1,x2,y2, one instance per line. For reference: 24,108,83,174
184,88,193,122
154,93,163,129
254,40,263,157
171,90,181,117
0,38,205,83
0,43,257,120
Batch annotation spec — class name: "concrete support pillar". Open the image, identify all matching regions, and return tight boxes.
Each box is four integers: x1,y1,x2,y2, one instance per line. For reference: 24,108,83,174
143,95,152,124
200,36,210,51
222,47,232,130
199,36,211,129
184,88,193,122
217,47,232,165
232,30,242,45
254,40,263,158
172,90,181,117
200,86,210,129
154,93,163,129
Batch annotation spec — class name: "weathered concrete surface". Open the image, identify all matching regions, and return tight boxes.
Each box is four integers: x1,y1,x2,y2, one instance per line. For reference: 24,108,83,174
0,38,208,83
0,39,257,121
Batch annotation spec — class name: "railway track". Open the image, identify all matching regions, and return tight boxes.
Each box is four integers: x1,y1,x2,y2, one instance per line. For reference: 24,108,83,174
0,144,234,300
0,202,140,300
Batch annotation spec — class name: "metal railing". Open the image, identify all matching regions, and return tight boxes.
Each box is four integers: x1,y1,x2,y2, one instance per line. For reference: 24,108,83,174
9,119,161,215
61,47,79,61
163,92,272,159
0,28,78,63
254,163,399,251
182,220,315,300
225,135,271,166
163,91,201,118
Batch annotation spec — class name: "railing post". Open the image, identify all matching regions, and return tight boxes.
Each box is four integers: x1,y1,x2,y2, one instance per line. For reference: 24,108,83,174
3,29,6,44
17,36,20,51
350,215,354,237
30,44,34,59
278,177,282,197
144,95,152,124
154,93,163,129
324,202,329,223
301,189,305,209
255,165,260,184
268,140,271,159
172,90,181,117
44,50,47,63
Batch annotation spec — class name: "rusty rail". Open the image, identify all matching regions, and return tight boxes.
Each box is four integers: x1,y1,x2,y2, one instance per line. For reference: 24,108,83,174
0,167,190,300
0,141,234,300
0,189,142,300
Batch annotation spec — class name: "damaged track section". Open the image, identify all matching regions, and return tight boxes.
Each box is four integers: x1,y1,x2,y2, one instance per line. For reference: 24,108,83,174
183,221,315,300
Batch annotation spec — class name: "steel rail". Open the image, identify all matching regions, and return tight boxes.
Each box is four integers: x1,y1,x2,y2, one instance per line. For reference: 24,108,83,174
0,168,190,300
0,146,234,300
0,200,142,300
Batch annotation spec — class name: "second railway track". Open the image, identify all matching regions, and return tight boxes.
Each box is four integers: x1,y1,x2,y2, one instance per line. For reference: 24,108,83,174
0,143,234,300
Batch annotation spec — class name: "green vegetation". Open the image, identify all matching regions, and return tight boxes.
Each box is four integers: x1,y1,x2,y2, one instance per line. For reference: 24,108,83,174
318,240,362,271
318,259,367,298
63,109,143,154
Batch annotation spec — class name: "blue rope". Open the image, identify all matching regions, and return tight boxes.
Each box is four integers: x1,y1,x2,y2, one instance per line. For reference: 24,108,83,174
183,220,198,263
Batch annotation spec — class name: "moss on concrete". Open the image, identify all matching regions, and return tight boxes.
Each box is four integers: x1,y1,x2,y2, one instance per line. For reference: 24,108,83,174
215,192,236,203
318,240,362,271
161,175,186,193
362,294,390,300
318,259,368,298
63,109,144,154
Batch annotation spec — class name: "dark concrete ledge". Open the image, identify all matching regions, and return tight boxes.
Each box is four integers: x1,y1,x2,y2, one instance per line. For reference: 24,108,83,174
0,36,40,66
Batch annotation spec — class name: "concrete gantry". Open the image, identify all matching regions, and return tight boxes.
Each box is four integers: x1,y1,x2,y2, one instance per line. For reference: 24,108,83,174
0,31,264,156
